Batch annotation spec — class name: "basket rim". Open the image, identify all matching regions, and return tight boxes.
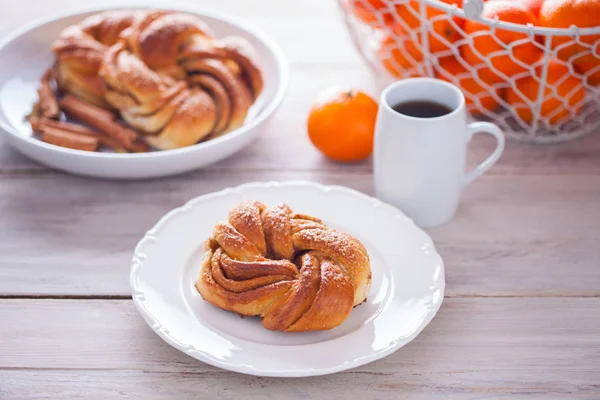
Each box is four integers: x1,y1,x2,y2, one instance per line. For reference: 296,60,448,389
339,0,600,145
387,0,600,37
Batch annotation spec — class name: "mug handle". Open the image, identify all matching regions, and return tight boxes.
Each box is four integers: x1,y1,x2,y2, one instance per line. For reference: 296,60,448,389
463,122,505,186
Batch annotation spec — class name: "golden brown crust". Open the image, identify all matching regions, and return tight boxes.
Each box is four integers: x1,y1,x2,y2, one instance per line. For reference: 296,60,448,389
212,37,264,100
195,201,372,332
100,41,218,149
188,74,232,136
52,10,141,108
113,83,189,134
180,36,264,100
182,58,252,131
227,200,267,255
121,11,210,68
100,43,167,104
285,257,354,332
145,88,216,150
261,204,294,261
79,9,143,46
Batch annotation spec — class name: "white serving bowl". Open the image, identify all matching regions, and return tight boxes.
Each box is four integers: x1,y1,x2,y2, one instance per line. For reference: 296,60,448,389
0,4,288,179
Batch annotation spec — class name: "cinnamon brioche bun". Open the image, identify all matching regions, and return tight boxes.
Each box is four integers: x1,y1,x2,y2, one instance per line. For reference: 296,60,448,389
195,201,372,332
51,9,264,149
100,42,218,148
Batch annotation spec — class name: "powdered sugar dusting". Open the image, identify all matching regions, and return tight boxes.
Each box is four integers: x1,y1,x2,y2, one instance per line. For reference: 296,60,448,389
195,200,372,331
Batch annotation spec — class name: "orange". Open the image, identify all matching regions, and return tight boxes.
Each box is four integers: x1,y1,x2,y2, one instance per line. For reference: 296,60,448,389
571,43,600,86
540,0,600,64
463,1,542,82
307,88,378,162
517,0,544,17
571,42,600,86
436,56,502,113
350,0,392,27
506,59,587,125
377,24,424,78
576,60,600,86
488,0,543,15
488,0,545,43
393,0,464,54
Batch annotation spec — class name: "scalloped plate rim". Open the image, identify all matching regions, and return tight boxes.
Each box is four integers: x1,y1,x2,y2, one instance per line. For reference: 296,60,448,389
129,181,445,377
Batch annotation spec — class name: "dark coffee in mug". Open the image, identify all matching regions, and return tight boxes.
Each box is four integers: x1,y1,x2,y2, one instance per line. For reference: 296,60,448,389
391,100,453,118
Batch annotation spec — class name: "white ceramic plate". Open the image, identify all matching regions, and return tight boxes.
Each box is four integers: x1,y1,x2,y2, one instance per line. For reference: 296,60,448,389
130,181,445,377
0,4,288,179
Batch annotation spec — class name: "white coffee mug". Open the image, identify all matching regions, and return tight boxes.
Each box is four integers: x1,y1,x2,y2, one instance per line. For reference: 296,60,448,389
374,78,505,228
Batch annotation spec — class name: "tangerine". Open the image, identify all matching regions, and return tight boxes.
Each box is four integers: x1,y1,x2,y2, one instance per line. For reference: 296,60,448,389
463,1,542,82
517,0,544,17
307,88,378,162
378,24,424,78
506,59,587,125
394,0,464,54
436,56,502,113
576,59,600,86
540,0,600,64
351,0,391,27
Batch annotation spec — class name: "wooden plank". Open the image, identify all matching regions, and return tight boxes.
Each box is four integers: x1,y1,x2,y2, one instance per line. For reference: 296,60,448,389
2,369,598,400
0,298,598,399
1,171,599,297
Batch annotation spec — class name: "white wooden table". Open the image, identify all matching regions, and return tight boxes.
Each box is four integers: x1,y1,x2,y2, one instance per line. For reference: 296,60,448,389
1,0,599,398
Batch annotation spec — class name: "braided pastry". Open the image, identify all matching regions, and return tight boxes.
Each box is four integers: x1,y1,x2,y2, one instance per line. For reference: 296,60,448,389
51,9,264,150
195,201,372,332
52,10,142,108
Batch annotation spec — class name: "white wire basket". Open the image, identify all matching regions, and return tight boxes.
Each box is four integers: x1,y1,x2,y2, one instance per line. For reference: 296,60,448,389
339,0,600,144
